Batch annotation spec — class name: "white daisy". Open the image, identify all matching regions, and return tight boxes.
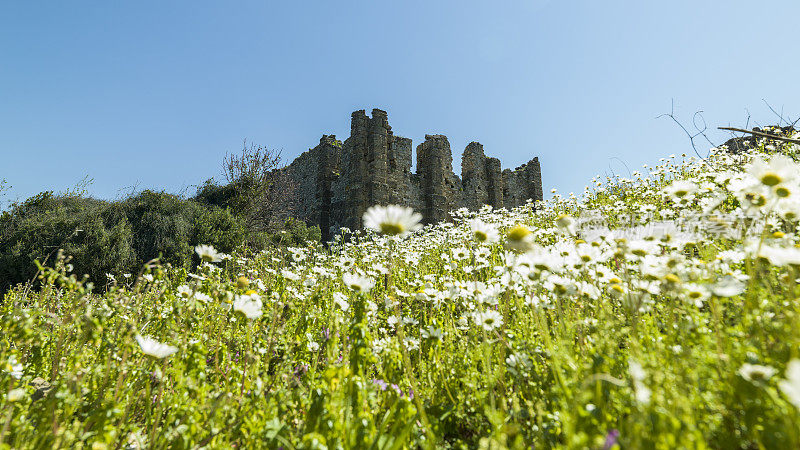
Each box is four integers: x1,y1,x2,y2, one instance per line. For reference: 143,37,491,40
233,293,263,320
738,363,776,383
332,292,350,311
473,309,503,332
342,272,375,293
468,219,500,243
505,225,535,253
747,155,798,188
195,244,223,263
663,180,698,202
779,359,800,410
711,276,746,297
135,335,178,359
362,205,422,236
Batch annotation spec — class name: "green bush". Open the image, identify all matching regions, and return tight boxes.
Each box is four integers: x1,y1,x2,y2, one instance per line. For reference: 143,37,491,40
0,192,136,293
193,178,242,211
121,190,199,270
265,217,322,246
0,188,320,294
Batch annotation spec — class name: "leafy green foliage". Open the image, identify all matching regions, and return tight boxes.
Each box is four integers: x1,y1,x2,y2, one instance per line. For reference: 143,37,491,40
0,192,136,293
0,189,319,294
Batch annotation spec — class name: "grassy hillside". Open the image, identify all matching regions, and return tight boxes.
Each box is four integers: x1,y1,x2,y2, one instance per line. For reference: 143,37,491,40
2,135,800,448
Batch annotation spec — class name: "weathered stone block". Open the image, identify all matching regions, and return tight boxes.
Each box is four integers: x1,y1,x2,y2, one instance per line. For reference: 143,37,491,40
269,109,543,239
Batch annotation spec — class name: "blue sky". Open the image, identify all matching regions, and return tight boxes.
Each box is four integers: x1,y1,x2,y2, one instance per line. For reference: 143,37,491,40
2,1,800,207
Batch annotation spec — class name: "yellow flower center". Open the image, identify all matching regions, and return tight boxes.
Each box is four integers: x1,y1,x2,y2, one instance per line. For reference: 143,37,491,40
507,225,531,241
664,274,681,284
379,222,404,235
761,173,781,187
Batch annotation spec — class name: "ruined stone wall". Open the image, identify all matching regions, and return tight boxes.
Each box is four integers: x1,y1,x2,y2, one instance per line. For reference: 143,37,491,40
272,108,543,239
418,135,459,224
275,135,341,240
502,158,543,208
461,142,505,210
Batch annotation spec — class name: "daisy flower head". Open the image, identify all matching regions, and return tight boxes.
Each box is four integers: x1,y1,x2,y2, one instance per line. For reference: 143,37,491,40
779,359,800,410
738,363,776,384
747,155,798,188
135,335,178,359
777,198,800,222
505,224,535,253
555,214,576,235
468,219,499,243
176,284,192,298
711,275,746,298
195,244,223,263
342,272,375,294
473,309,503,332
663,180,698,202
233,293,263,320
333,291,350,311
363,205,422,236
452,246,470,260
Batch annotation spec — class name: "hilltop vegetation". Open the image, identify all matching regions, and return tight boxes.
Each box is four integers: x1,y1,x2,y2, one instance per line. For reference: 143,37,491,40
0,143,320,295
2,134,800,448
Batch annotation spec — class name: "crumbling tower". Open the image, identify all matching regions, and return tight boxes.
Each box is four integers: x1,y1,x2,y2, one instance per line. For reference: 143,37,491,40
277,108,544,239
314,135,341,240
417,135,458,224
333,108,416,231
502,158,543,208
461,142,504,210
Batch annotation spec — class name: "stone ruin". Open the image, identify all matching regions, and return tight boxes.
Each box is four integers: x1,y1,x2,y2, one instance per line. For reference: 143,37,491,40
275,108,543,240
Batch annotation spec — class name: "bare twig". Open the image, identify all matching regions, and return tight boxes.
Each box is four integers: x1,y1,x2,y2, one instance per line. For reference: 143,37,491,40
223,139,282,186
761,99,800,129
607,157,632,178
762,99,785,127
219,139,298,238
656,99,715,167
116,181,141,201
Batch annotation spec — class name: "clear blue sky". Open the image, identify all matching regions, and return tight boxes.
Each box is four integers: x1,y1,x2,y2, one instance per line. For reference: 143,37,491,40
2,1,799,207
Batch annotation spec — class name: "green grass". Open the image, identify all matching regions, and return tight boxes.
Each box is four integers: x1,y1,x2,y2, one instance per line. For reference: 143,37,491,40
2,138,800,448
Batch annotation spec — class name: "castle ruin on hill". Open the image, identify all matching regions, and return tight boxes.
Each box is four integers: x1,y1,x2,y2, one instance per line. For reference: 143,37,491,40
276,108,543,240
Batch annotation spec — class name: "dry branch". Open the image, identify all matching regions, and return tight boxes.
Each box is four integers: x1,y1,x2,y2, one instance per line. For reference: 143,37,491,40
718,127,800,145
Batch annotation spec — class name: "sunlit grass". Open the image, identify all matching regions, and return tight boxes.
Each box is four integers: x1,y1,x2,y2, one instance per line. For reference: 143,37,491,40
3,136,800,448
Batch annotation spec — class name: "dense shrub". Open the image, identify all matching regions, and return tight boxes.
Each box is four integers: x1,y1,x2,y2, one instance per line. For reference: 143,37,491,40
121,190,207,270
265,217,322,246
0,188,320,294
0,192,136,293
193,178,240,211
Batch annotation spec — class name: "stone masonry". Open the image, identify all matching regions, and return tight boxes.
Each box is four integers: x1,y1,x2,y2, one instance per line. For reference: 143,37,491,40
275,108,543,241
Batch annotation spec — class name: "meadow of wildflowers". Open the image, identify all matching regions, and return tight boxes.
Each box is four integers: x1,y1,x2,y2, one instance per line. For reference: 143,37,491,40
3,136,800,448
